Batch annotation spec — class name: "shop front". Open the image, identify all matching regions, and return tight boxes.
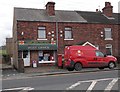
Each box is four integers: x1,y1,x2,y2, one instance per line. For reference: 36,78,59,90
18,43,57,67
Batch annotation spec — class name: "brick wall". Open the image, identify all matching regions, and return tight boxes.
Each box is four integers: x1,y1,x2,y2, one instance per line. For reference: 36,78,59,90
30,51,38,66
17,21,119,57
6,38,13,57
58,22,118,56
118,24,120,63
17,21,56,41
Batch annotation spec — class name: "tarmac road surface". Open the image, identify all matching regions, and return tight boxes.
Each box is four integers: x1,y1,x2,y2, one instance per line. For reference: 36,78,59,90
2,69,119,91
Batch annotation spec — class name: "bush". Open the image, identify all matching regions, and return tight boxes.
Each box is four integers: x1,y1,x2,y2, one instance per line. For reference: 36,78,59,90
2,54,11,64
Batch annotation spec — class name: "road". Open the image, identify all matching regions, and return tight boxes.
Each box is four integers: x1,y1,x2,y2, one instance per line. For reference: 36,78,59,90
2,69,119,91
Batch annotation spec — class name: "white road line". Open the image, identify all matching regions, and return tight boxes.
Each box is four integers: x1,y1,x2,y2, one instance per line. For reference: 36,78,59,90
86,81,97,92
78,77,119,83
2,87,26,91
105,78,118,91
66,77,119,90
2,87,34,91
66,82,80,90
23,87,34,90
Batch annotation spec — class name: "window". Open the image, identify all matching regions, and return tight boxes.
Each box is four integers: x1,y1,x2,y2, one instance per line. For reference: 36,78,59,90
38,51,55,63
104,28,112,40
96,51,104,57
64,27,72,39
23,51,28,58
106,44,112,55
38,27,46,39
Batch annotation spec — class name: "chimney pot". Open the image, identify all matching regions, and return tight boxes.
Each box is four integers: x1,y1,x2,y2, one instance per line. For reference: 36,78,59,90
105,2,111,7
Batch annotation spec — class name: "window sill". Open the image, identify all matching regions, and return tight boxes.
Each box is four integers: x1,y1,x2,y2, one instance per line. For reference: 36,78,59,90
64,39,74,41
38,61,55,63
37,38,47,41
105,38,113,40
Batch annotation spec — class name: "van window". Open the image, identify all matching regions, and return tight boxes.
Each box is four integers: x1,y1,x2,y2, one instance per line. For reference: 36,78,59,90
96,51,104,57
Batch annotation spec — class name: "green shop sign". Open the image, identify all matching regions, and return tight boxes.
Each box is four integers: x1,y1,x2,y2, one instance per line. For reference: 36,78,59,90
18,44,57,50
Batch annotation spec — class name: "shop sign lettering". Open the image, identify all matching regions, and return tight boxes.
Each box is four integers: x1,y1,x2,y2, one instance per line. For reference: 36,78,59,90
28,46,50,50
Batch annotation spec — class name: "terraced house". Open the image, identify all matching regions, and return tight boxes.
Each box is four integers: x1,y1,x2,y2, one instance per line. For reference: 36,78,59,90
12,1,120,70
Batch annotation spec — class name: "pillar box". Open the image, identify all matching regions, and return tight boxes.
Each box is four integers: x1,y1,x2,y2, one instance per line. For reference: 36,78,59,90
58,54,62,67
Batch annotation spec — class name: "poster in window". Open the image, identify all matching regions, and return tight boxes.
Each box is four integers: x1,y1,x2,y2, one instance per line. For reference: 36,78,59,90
39,51,43,56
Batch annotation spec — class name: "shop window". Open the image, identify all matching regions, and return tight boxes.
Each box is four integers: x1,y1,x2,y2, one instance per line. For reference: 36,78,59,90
44,54,50,61
39,51,43,61
38,51,54,62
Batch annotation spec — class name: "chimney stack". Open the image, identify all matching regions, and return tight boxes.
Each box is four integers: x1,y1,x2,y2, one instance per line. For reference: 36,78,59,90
46,2,55,16
102,2,113,17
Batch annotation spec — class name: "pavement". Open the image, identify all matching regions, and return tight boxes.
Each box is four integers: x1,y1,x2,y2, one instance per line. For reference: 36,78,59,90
1,63,120,80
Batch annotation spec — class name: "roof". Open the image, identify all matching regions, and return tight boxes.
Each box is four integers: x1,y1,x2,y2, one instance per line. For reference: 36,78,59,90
76,11,120,24
14,7,120,24
14,8,87,23
68,45,97,50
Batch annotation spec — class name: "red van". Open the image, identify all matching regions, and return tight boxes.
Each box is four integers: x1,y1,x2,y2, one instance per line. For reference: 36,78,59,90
64,46,117,71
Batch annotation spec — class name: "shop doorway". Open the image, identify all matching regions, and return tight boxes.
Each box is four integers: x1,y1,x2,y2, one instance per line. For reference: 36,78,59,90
22,50,30,66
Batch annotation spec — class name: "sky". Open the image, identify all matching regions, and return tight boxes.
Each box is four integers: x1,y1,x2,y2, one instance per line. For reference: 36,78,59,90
0,0,119,46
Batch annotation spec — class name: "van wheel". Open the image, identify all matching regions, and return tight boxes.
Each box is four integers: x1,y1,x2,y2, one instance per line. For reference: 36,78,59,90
75,63,82,71
108,62,116,69
98,67,104,70
67,68,74,71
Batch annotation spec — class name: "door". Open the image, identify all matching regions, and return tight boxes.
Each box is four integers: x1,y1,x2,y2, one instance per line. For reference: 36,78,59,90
22,51,30,66
85,50,105,67
95,51,107,67
84,50,97,67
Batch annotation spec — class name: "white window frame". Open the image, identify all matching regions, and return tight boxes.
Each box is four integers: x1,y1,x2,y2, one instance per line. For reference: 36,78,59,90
64,27,73,40
106,44,112,55
38,26,46,39
104,28,113,40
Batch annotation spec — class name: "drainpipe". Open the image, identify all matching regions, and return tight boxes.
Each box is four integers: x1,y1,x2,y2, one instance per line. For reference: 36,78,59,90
56,21,59,66
56,21,58,51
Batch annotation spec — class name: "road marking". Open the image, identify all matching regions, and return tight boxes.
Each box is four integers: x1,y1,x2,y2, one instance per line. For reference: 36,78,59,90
86,81,97,92
78,77,119,83
104,78,118,91
2,87,34,91
66,77,119,90
23,87,34,90
66,82,80,90
2,87,26,91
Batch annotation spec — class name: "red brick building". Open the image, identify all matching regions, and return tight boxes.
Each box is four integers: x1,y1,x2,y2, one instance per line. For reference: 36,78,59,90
13,2,120,69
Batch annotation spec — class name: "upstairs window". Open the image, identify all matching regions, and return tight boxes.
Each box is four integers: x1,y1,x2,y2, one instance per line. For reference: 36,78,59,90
38,27,46,39
64,27,73,39
104,28,112,40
